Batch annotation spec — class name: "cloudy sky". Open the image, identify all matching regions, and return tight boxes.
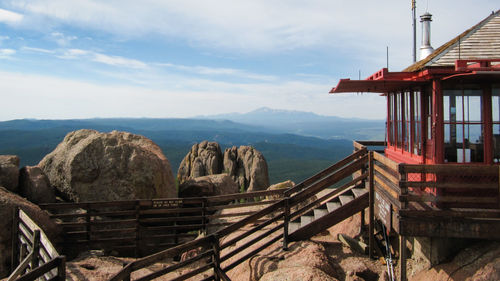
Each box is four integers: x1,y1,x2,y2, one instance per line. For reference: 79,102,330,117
0,1,498,121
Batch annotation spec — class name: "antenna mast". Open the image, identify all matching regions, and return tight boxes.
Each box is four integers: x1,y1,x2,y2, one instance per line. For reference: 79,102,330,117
412,0,417,62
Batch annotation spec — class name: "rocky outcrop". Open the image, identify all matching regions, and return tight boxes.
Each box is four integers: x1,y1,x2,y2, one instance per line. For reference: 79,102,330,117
224,145,269,192
178,174,238,198
0,155,20,192
39,129,176,202
19,166,56,204
266,180,294,199
178,142,269,193
0,186,60,278
260,266,339,281
177,141,223,185
228,240,337,281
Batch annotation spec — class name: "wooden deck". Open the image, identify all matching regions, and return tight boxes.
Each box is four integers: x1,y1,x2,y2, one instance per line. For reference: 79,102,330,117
356,140,500,281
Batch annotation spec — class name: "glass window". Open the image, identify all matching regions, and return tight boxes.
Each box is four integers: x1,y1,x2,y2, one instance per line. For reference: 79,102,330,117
443,89,483,163
492,87,500,163
413,91,422,155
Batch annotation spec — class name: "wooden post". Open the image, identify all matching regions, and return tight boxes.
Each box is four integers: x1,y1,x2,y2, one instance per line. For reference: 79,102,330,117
58,256,66,281
11,207,19,273
212,235,221,281
399,235,407,281
85,203,91,251
135,201,140,258
31,230,41,270
498,166,500,209
283,197,290,251
368,151,375,259
202,198,208,234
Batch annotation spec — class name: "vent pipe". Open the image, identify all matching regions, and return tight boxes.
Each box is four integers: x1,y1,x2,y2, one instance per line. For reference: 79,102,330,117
419,12,434,59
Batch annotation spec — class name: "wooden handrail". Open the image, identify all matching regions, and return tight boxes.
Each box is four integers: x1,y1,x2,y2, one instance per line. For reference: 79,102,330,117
399,164,498,175
106,148,372,281
285,147,367,196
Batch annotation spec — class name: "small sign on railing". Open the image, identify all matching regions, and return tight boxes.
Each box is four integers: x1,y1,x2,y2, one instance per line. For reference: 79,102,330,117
152,199,183,208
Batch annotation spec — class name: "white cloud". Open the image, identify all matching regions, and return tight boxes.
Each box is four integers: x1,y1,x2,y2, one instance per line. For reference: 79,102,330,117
93,53,147,69
0,8,23,24
0,70,385,121
158,63,276,81
50,31,77,46
21,46,55,54
0,48,16,58
5,1,490,53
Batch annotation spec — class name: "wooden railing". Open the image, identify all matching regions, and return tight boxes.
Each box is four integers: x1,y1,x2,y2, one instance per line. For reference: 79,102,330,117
9,208,66,281
110,149,369,281
40,189,287,258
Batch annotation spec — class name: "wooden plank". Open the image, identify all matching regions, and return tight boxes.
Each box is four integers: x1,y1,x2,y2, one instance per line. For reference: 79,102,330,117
289,193,369,241
15,256,63,281
338,234,368,254
19,210,59,259
400,235,407,281
400,164,498,175
400,194,498,204
130,236,212,270
374,184,401,209
373,152,399,172
222,233,282,272
221,222,283,263
285,148,367,196
368,151,375,259
400,181,497,189
399,209,500,218
216,200,284,237
135,250,214,281
206,200,276,211
374,191,392,230
207,189,285,203
220,213,283,250
374,175,400,201
399,217,500,239
139,207,203,215
374,164,399,185
354,140,386,147
291,154,368,205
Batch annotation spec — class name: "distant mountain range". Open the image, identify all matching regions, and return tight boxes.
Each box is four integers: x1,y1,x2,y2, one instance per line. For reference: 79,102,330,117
0,108,385,184
198,107,385,140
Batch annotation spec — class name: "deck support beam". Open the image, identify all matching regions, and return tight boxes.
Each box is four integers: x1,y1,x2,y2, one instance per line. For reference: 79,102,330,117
399,235,407,281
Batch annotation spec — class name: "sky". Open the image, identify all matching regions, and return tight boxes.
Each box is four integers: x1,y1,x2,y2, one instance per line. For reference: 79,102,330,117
0,1,498,121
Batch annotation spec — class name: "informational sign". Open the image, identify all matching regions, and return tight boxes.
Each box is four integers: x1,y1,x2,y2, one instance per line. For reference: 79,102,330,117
152,199,183,208
375,191,392,230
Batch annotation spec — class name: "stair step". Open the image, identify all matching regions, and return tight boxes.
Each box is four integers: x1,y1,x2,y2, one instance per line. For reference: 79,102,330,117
288,221,301,233
314,208,329,219
351,188,368,198
300,213,315,227
339,195,354,205
326,201,341,212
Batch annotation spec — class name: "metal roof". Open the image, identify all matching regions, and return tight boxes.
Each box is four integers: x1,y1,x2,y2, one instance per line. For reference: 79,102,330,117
405,10,500,72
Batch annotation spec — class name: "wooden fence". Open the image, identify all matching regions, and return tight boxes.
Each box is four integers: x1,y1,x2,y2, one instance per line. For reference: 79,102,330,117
9,208,66,281
109,148,369,281
40,189,287,258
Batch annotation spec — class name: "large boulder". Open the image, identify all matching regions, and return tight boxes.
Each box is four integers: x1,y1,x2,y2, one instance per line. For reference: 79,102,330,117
177,141,223,185
178,174,238,198
19,166,56,204
39,129,176,202
0,155,20,192
0,186,61,278
224,146,269,192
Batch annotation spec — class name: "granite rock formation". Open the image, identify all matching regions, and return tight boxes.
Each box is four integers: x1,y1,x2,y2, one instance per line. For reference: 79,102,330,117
178,174,238,198
39,129,176,202
224,145,269,192
178,142,270,193
0,155,20,192
177,141,223,185
19,166,56,204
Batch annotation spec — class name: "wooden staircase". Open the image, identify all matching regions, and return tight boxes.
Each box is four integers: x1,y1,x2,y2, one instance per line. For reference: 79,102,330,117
288,183,369,241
